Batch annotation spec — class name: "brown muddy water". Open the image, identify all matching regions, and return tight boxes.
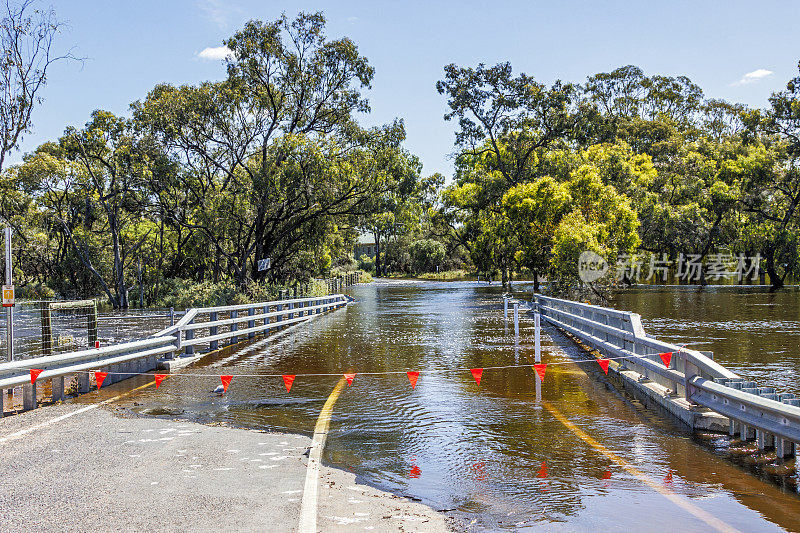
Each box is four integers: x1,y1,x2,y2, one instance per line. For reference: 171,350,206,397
116,281,800,532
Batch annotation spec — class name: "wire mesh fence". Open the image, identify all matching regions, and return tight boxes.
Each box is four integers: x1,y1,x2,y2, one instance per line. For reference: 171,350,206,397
0,300,174,361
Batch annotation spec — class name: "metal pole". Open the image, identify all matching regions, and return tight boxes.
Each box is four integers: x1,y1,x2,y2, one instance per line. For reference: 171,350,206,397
513,302,519,338
5,227,13,362
503,297,508,320
534,311,541,363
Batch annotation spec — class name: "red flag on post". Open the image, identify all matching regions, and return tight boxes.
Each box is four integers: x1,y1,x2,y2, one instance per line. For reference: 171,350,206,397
95,371,108,389
470,368,483,386
220,375,233,393
534,364,547,383
282,374,296,392
30,369,43,384
659,352,673,368
154,374,167,389
407,371,419,389
597,359,610,375
344,373,355,386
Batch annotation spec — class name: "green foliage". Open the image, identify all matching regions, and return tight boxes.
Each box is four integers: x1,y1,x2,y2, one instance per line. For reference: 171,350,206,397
409,239,446,274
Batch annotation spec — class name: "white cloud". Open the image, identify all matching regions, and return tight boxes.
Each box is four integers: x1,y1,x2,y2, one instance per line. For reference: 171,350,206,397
731,68,773,86
196,46,234,61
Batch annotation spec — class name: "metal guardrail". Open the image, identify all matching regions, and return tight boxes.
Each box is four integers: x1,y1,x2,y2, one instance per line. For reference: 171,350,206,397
0,294,351,417
152,294,349,355
532,293,799,457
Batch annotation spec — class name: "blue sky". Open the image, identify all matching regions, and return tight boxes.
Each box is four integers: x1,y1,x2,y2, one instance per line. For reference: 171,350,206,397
14,0,800,178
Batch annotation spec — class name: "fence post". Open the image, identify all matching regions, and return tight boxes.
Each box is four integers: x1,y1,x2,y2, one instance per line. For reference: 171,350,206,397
169,307,175,326
40,301,53,356
209,311,219,351
230,310,238,344
248,307,255,339
534,311,541,363
87,301,98,350
513,302,519,338
503,297,508,319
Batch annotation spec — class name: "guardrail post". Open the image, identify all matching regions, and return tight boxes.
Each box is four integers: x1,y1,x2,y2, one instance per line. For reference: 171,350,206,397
504,297,508,319
230,310,238,344
209,311,219,351
22,382,36,410
51,376,64,402
185,313,195,356
288,301,294,319
276,302,282,327
534,311,541,363
78,371,90,393
169,307,175,326
513,302,519,338
248,307,256,339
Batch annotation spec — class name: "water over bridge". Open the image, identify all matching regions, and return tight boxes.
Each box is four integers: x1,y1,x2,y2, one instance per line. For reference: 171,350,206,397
1,281,799,532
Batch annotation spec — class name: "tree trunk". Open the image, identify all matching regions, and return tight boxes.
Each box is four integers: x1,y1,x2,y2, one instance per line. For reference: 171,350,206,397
765,249,785,291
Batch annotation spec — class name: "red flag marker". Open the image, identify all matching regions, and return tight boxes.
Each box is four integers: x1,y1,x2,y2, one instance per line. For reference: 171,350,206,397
664,470,673,483
344,373,355,386
282,374,296,392
602,470,612,479
154,374,167,389
95,341,100,349
598,358,610,375
220,375,233,393
659,352,673,368
534,363,547,383
537,461,548,478
471,368,483,385
95,371,108,389
30,369,43,384
407,371,420,389
409,465,421,478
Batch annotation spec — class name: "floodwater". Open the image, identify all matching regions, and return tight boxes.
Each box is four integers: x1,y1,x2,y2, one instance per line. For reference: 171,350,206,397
118,281,800,532
612,288,800,395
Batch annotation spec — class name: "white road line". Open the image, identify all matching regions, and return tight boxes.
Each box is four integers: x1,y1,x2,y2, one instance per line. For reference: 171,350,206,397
0,380,157,443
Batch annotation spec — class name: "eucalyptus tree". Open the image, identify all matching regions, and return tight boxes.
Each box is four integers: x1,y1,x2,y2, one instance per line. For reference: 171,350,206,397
134,12,396,285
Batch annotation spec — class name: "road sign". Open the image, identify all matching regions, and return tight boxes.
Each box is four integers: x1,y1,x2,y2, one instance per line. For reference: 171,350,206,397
2,285,13,307
257,258,271,271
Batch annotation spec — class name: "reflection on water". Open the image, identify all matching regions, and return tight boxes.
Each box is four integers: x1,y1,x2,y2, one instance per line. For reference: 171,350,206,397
121,281,800,531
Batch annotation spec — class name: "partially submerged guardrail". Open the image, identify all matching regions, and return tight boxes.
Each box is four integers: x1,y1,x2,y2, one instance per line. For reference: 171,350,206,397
0,294,350,417
532,293,799,458
152,294,348,355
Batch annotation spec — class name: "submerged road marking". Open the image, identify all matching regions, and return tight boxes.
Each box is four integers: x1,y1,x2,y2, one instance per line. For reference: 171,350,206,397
0,379,157,443
298,377,347,533
519,348,740,532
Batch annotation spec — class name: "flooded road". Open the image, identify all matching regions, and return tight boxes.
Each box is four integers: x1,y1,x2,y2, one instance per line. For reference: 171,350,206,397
120,281,800,531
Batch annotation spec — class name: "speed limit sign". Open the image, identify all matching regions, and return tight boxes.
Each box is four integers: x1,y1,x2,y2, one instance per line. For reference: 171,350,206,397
2,285,14,307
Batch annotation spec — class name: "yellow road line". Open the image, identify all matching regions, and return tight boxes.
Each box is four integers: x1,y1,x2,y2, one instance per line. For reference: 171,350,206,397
298,377,347,533
524,347,739,533
541,400,739,533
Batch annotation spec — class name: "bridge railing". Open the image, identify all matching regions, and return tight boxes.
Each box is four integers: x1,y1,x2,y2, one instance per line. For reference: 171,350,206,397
532,293,800,456
533,294,736,396
0,294,350,416
0,335,177,413
152,294,349,356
